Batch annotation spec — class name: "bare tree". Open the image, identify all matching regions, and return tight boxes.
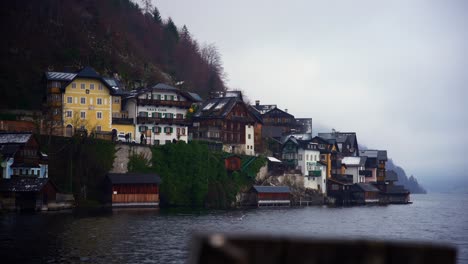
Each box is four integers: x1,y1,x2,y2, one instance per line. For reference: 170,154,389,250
201,43,224,76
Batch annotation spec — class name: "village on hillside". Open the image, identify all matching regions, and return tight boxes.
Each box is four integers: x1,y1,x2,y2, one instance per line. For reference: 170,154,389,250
0,67,410,211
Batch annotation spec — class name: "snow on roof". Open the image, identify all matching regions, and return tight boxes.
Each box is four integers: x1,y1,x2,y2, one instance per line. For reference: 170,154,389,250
202,102,216,111
0,133,32,144
267,157,281,163
341,157,361,166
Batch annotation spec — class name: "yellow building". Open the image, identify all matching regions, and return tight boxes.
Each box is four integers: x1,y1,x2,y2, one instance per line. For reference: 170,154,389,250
44,67,134,139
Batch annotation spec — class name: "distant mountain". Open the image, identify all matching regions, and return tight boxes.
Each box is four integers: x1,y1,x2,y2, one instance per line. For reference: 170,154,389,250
386,159,427,194
0,0,226,110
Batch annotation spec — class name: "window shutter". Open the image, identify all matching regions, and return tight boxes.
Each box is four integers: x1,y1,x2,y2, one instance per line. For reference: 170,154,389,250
170,127,173,133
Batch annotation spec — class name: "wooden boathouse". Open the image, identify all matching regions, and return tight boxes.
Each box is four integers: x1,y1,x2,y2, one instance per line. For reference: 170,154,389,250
105,173,161,207
251,185,291,207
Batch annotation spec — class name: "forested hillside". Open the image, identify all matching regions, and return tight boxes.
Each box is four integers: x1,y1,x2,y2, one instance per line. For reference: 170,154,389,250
0,0,225,110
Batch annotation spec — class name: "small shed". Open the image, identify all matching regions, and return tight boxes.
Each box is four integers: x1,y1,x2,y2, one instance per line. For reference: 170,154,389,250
0,177,58,211
106,173,161,207
224,154,241,171
251,185,291,207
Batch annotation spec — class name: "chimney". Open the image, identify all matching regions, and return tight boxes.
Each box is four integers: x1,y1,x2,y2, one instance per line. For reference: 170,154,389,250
255,100,260,106
285,109,288,113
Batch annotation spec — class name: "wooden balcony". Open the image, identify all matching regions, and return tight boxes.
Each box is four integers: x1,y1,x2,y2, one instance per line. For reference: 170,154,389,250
137,116,191,126
137,98,193,108
112,118,134,125
48,87,61,94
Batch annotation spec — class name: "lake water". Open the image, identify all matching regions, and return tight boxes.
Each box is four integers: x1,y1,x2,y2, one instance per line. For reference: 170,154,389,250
1,193,467,263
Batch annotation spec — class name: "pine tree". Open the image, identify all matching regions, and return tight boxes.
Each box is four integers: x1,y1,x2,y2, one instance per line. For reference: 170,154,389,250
152,6,162,24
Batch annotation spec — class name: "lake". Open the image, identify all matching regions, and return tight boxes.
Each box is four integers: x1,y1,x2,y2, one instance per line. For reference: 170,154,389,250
1,193,467,263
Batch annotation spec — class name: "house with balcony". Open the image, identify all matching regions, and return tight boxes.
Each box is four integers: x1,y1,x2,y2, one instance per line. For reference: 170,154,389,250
44,67,130,138
123,83,201,145
318,130,359,157
359,150,388,183
281,137,327,194
192,93,256,155
0,132,48,179
341,156,367,183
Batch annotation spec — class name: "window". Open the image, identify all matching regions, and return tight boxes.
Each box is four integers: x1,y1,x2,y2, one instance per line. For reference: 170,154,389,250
165,140,171,144
81,83,85,89
90,84,95,90
97,98,102,105
298,154,303,161
153,126,161,134
181,128,186,135
177,128,181,135
96,126,101,131
306,154,309,161
97,112,102,119
139,126,147,132
66,110,73,118
164,127,173,134
166,113,174,119
80,111,86,119
139,112,148,117
67,97,72,103
114,97,120,103
154,140,160,145
98,84,103,90
71,83,76,89
80,97,86,104
176,113,183,119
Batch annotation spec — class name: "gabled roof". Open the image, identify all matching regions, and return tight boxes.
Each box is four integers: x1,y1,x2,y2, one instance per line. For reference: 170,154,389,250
0,177,55,192
318,132,358,155
248,105,263,124
252,103,277,114
354,183,380,192
107,173,161,184
194,97,253,122
262,107,295,119
45,67,123,95
385,170,399,182
253,185,290,193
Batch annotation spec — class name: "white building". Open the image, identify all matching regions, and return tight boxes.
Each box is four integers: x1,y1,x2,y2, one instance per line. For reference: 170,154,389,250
297,141,327,194
341,156,367,183
125,84,201,145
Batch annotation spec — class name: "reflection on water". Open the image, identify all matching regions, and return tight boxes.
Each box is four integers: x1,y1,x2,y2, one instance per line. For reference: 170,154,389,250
1,193,467,263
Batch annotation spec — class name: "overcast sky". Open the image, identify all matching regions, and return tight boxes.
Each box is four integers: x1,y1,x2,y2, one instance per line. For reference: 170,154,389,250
154,0,467,184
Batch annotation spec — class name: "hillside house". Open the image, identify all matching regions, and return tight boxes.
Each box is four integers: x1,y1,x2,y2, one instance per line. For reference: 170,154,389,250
124,83,201,145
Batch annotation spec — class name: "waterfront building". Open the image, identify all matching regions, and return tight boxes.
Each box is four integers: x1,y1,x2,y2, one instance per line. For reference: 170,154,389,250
359,150,388,183
0,177,58,211
123,83,201,145
261,107,296,140
248,185,291,207
281,137,327,194
350,183,381,204
0,132,48,179
192,93,257,155
105,173,161,207
44,67,134,139
341,156,367,183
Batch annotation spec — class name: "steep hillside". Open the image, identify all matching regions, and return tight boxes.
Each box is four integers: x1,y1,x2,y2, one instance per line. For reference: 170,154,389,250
386,159,427,194
0,0,225,110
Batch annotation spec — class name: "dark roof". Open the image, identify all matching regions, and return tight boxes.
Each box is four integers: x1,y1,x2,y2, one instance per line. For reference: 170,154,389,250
0,177,53,192
354,183,380,192
318,132,358,155
76,66,100,78
187,92,203,102
107,173,161,184
45,68,123,95
152,83,178,91
253,185,290,193
377,150,388,161
262,107,295,119
248,105,263,124
386,185,409,194
385,170,399,182
194,97,253,122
